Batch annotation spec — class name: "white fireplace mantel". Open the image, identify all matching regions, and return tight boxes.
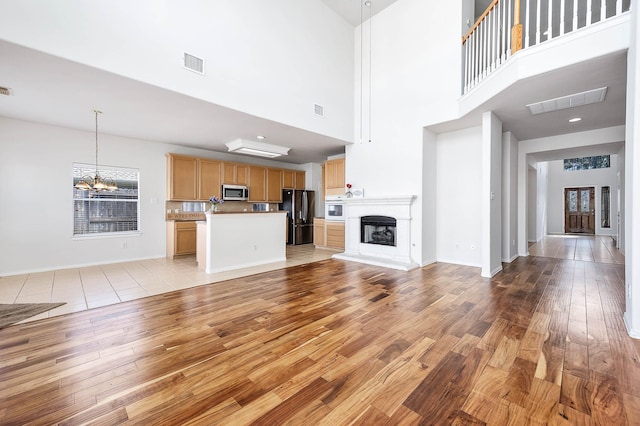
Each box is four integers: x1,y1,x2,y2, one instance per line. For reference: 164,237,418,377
332,195,418,271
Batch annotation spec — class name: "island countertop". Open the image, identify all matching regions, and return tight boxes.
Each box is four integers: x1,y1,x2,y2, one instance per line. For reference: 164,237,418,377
196,211,287,274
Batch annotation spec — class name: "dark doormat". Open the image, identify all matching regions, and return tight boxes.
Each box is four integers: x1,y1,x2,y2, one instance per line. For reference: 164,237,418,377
0,303,65,329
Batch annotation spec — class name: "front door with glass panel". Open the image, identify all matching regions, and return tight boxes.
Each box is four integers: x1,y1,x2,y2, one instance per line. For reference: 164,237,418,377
564,187,595,234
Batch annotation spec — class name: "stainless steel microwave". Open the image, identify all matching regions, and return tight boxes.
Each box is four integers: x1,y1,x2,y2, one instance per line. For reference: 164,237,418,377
222,184,249,201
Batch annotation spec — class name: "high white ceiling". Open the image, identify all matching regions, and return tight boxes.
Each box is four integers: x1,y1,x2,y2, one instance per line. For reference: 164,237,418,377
0,2,628,166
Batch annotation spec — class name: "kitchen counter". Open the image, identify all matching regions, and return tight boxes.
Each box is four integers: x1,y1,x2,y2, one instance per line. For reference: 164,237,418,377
197,211,287,273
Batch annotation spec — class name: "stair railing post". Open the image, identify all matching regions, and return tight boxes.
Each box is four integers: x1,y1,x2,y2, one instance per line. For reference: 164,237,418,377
511,0,523,54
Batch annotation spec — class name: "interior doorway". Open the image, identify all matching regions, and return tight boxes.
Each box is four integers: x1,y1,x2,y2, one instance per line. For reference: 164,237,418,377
564,187,595,234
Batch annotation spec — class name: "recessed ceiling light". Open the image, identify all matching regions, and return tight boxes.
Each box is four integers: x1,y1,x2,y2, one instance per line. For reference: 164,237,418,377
256,135,266,140
569,117,582,122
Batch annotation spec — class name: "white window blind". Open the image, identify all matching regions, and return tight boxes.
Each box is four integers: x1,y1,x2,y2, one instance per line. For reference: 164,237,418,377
72,163,139,236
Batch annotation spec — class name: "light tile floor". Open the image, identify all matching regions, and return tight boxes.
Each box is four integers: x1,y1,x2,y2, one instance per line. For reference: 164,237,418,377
0,244,336,323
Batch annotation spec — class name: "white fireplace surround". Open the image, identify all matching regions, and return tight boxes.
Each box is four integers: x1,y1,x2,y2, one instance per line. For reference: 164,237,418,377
332,195,419,271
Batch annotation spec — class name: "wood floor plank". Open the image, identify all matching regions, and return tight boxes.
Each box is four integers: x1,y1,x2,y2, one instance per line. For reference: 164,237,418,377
0,252,636,425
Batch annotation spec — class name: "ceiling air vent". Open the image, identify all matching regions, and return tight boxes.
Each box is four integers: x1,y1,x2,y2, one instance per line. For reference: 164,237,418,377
314,103,324,117
0,86,14,96
526,87,607,115
183,53,205,75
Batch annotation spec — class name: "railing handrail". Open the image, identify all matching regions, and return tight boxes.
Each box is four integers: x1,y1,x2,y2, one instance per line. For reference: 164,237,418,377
462,0,501,44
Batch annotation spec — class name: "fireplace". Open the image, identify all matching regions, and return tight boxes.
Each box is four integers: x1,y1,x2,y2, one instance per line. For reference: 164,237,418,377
361,215,396,246
332,195,418,271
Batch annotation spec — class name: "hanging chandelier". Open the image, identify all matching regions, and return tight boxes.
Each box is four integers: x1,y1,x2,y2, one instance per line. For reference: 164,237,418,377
74,110,118,192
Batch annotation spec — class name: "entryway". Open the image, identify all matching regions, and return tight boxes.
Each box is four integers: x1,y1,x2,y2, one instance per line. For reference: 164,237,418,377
564,187,595,234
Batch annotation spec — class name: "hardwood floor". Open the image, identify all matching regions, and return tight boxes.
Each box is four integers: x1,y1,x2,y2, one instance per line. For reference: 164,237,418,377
1,255,637,425
528,235,624,264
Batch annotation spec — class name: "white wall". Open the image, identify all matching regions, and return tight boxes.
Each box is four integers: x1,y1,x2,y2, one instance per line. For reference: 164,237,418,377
546,156,619,236
346,0,462,266
0,116,312,276
0,0,354,142
436,126,482,267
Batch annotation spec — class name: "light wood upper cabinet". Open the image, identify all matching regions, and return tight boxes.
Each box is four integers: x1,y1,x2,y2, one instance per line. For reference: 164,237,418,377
167,154,198,201
282,170,295,189
324,158,345,197
294,171,305,189
222,163,249,186
283,170,306,190
267,168,283,202
168,153,301,202
248,166,267,202
197,159,222,201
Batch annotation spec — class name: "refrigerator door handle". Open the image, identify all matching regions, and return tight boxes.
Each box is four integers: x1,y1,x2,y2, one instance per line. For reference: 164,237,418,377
301,191,308,223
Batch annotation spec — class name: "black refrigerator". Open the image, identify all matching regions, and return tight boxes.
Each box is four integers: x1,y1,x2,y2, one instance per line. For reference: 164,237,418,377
280,189,315,245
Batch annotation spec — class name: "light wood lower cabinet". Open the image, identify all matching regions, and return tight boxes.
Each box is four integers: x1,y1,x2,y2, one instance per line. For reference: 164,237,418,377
166,221,197,258
326,222,345,250
314,219,344,250
313,218,325,247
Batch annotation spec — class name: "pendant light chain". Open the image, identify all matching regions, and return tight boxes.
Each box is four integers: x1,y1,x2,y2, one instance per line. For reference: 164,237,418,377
94,109,101,176
368,1,372,143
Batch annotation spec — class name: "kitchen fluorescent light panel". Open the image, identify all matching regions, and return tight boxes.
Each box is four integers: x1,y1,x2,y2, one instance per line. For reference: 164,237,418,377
526,87,607,115
225,139,290,158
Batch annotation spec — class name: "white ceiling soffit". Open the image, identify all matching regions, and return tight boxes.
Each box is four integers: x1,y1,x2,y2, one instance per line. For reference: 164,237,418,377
321,0,398,26
526,87,608,115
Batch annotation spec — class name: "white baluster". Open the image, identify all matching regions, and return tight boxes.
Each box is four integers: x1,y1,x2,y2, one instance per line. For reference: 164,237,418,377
498,1,509,63
548,0,553,41
482,22,487,78
560,0,565,36
525,0,531,47
536,0,541,44
492,5,497,70
601,0,607,21
587,0,592,25
507,0,513,58
573,0,578,31
616,0,622,15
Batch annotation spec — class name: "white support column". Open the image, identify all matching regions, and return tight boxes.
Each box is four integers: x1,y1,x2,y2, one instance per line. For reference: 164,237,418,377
481,111,503,278
624,0,640,338
587,0,593,26
573,0,578,31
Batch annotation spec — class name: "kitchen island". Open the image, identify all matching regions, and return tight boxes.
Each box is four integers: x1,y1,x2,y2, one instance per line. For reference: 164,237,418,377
196,211,287,274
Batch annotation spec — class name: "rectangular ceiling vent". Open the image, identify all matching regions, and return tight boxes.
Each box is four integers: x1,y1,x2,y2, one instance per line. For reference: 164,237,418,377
183,53,205,75
0,86,14,96
314,103,324,117
526,87,608,115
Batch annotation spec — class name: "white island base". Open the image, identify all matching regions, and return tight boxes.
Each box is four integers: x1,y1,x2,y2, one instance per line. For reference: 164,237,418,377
196,211,287,274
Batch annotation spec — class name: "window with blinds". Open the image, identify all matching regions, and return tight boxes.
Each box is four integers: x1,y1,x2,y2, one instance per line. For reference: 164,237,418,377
72,163,139,236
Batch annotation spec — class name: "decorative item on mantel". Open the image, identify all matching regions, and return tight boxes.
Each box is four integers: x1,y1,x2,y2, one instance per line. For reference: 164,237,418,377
345,183,353,198
209,195,224,213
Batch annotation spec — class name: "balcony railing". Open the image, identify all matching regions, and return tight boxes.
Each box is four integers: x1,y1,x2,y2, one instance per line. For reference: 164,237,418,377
462,0,631,94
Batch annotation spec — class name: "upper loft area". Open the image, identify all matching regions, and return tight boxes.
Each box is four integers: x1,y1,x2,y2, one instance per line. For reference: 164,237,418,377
462,0,631,95
428,0,631,143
